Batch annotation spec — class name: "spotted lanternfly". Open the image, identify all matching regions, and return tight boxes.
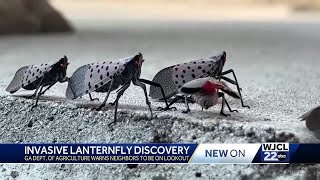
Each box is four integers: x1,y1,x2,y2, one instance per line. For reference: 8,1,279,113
179,77,240,116
300,106,320,132
66,53,152,125
139,51,249,111
6,56,69,108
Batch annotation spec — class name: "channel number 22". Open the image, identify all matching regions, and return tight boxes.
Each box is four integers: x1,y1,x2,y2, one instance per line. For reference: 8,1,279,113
263,152,278,161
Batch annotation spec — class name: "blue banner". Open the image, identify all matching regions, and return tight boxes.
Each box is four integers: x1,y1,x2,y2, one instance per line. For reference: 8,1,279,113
251,143,320,164
1,143,320,164
0,144,197,164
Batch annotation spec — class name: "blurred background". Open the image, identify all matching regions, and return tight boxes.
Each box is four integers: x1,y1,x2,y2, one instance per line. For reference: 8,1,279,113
51,0,320,24
1,0,320,99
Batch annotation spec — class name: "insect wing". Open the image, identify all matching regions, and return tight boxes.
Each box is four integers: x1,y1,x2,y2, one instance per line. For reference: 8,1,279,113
6,66,29,93
179,77,211,94
66,55,135,99
149,66,177,99
149,52,225,100
171,58,218,89
21,62,55,87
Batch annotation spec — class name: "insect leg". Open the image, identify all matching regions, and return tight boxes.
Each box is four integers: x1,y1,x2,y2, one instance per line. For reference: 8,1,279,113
218,92,230,116
165,96,180,110
219,69,250,109
219,92,238,113
138,78,176,111
108,83,131,126
182,95,190,113
30,85,44,110
27,78,45,99
156,95,194,111
30,74,47,109
89,93,99,101
39,83,56,96
95,78,115,111
132,79,153,120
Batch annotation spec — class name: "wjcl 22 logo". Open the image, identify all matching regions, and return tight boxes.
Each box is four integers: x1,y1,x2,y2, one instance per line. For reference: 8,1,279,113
261,143,289,163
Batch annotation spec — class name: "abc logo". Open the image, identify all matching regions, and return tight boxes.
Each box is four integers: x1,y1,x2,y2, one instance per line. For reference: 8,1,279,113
277,152,287,161
263,151,287,161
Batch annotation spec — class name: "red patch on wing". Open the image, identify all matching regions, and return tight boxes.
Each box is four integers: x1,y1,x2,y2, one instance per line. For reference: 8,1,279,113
202,81,218,94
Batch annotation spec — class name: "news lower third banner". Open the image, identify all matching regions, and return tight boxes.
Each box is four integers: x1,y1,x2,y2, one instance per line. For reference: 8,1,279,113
0,143,319,164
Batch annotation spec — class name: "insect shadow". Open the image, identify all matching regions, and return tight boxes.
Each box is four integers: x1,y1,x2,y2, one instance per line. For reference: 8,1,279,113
11,94,67,103
72,100,152,112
